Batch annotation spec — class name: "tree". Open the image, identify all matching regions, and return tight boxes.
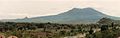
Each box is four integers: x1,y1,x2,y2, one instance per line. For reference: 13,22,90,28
101,25,108,31
89,28,94,34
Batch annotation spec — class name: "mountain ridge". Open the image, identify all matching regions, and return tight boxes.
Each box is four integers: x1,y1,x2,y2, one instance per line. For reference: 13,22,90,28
1,7,120,24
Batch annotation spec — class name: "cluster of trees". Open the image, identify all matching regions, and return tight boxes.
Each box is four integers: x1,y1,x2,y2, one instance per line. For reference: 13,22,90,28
86,23,120,38
0,22,100,38
86,18,120,38
0,17,120,38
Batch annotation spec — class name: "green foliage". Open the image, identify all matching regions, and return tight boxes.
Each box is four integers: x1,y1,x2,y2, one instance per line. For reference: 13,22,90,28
101,25,108,31
89,29,94,34
0,20,120,38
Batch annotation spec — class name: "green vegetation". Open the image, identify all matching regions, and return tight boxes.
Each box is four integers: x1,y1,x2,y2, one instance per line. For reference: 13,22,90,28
0,17,120,38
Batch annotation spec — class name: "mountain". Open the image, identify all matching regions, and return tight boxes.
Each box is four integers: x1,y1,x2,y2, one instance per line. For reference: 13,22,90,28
1,7,120,24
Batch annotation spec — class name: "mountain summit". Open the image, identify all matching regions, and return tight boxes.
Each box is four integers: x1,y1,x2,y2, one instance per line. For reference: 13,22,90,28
1,7,120,24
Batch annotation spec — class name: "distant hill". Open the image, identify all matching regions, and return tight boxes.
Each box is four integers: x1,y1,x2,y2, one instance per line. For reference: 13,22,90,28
1,7,120,24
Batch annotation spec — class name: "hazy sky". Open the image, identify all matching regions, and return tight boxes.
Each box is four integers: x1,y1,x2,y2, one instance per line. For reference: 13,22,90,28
0,0,120,19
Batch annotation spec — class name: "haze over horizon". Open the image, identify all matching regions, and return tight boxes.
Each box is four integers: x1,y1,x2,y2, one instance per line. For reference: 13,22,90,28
0,0,120,19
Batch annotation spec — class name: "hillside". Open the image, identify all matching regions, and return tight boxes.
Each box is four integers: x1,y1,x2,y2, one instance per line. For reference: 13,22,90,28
1,7,120,24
